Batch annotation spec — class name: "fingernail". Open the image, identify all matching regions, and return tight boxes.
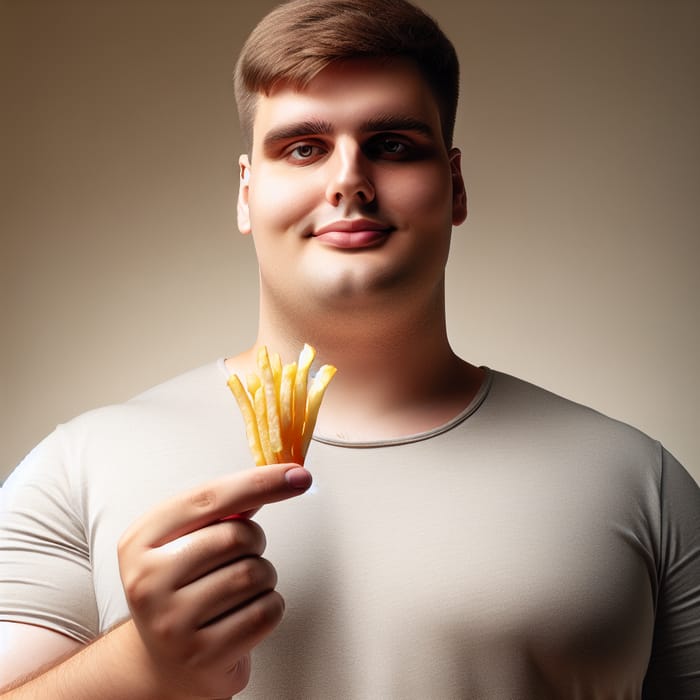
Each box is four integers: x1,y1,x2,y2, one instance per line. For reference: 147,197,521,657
285,467,312,490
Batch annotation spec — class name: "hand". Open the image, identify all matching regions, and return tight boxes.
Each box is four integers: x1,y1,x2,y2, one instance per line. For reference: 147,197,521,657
117,464,312,699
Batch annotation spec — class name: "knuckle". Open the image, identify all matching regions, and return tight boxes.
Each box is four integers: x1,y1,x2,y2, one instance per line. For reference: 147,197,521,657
117,529,137,559
250,469,272,494
122,571,153,610
219,519,266,556
237,557,264,589
249,520,267,553
258,557,278,589
189,486,217,510
217,521,246,551
151,611,183,644
250,591,285,630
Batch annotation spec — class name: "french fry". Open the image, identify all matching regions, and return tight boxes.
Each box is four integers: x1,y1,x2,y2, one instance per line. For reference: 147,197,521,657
271,352,282,394
226,374,265,466
247,372,261,397
302,364,337,458
293,344,316,460
227,344,336,466
279,361,297,461
254,385,275,465
257,346,282,456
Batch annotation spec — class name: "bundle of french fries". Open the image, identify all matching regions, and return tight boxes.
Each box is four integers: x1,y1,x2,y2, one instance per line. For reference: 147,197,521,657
227,344,336,466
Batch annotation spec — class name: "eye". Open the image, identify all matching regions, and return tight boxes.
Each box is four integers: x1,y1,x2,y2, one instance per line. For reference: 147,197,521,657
381,139,406,154
286,142,324,163
293,144,315,158
366,135,413,160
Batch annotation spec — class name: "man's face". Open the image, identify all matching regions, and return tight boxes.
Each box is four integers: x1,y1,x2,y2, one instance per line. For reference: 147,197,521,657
238,57,467,317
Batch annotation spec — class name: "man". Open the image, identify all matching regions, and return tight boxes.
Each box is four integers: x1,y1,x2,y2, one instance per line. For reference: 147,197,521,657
1,0,698,697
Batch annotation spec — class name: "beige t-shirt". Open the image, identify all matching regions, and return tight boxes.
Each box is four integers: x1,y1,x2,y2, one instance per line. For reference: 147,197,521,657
1,361,698,698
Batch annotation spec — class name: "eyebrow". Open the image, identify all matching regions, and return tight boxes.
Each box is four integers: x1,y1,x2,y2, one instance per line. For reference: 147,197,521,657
262,113,435,152
361,114,435,137
263,118,334,150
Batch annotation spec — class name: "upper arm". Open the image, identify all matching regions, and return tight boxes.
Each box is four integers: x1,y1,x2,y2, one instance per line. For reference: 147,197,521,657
642,450,700,698
0,430,100,646
0,621,82,688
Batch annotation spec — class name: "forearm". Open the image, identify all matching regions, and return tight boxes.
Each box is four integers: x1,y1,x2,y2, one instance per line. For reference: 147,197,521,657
0,620,197,700
1,467,304,699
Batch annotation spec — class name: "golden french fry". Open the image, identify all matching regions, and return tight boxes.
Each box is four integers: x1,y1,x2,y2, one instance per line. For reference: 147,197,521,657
227,374,265,466
279,362,297,461
302,364,337,457
257,346,283,455
247,372,261,397
227,343,336,466
293,343,316,459
271,352,282,394
254,385,275,465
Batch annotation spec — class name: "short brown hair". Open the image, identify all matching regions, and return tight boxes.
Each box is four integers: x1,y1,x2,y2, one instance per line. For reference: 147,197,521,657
234,0,460,151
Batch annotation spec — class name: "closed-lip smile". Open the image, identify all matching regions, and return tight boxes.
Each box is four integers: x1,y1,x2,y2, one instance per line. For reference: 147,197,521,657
311,218,393,249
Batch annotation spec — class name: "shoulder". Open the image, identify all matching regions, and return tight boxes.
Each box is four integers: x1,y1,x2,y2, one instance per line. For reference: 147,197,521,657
479,369,670,490
119,359,229,411
63,359,232,437
8,359,250,523
487,369,659,445
6,359,245,497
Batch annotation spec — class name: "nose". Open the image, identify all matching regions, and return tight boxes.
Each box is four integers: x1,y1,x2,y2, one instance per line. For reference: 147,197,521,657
324,139,375,206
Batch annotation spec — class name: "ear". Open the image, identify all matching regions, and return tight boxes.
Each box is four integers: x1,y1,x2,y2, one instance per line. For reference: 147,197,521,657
449,148,468,226
237,154,252,235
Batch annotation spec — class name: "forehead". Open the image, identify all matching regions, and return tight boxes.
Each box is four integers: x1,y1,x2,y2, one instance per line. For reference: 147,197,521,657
250,58,443,151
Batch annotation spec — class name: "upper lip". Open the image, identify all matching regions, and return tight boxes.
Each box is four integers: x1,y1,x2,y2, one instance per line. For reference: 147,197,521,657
312,218,392,236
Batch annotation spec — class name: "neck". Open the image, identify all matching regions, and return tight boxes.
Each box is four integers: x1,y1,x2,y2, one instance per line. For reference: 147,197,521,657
228,282,484,442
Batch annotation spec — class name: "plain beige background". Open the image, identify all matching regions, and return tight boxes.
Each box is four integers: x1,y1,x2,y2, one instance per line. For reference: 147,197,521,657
2,0,698,483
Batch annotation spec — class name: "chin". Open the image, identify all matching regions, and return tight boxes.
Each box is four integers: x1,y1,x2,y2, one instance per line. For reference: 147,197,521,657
311,263,417,305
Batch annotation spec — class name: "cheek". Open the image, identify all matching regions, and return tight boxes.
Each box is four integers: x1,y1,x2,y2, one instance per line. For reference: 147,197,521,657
385,166,454,227
248,175,315,233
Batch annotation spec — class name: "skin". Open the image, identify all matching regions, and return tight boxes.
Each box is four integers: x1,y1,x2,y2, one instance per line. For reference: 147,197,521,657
0,465,312,698
230,57,482,441
1,57,482,698
241,58,460,315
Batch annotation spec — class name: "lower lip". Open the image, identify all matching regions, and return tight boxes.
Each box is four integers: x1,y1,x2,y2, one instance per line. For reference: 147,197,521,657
313,229,391,249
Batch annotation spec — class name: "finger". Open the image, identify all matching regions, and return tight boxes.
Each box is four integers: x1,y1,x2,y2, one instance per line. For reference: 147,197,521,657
122,464,311,548
182,556,278,629
197,590,286,664
160,518,267,589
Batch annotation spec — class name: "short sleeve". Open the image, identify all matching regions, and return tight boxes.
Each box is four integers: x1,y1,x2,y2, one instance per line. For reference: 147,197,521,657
643,449,700,698
0,427,99,643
